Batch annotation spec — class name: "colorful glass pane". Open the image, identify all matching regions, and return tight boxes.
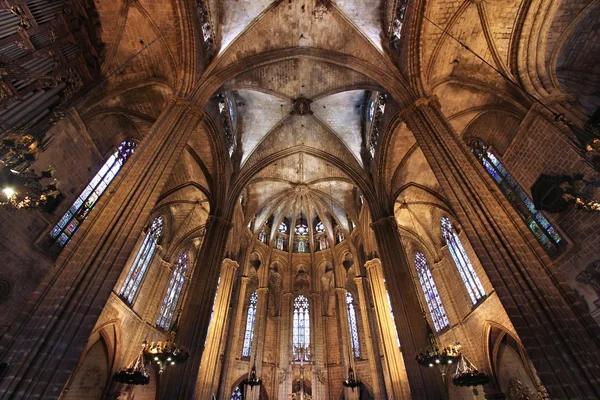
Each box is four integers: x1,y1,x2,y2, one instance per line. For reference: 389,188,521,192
415,252,449,332
230,387,242,400
315,221,325,233
242,291,258,358
157,252,189,330
293,295,310,352
441,217,486,304
346,292,360,358
119,216,163,305
49,141,137,251
471,140,564,256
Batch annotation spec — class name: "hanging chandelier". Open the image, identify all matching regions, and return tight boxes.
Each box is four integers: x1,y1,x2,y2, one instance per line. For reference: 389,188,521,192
242,364,262,388
144,310,189,374
415,317,461,376
342,367,361,390
451,355,490,387
0,166,60,211
113,343,150,385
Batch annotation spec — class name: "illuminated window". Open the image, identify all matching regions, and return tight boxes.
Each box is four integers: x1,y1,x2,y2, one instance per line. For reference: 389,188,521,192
346,292,360,358
49,140,137,251
441,217,485,304
242,291,258,358
295,221,308,236
156,252,188,330
278,221,288,233
315,221,325,233
293,295,310,351
415,252,449,331
230,387,242,400
120,216,163,304
470,139,564,256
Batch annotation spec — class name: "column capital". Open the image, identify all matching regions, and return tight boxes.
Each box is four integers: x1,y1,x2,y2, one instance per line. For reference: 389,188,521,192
168,95,206,120
364,258,382,271
221,258,239,271
256,287,269,294
370,215,397,229
207,215,233,229
398,95,442,119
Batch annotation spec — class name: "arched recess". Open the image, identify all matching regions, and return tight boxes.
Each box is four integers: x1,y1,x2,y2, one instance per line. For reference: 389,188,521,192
461,111,522,156
229,375,269,399
61,324,117,399
485,323,541,397
337,383,375,400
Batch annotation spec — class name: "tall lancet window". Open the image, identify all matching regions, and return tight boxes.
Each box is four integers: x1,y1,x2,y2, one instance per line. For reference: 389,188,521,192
415,252,449,331
346,292,360,358
156,252,189,330
242,291,258,358
49,140,137,251
470,139,564,256
120,216,163,304
293,295,310,351
441,217,486,304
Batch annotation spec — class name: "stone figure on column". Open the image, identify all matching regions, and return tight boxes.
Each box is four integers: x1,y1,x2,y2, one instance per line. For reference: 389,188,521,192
320,262,335,316
268,262,283,316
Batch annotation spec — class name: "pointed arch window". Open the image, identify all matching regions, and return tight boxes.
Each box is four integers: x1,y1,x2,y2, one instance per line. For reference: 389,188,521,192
120,216,163,304
470,139,564,256
346,292,360,358
242,291,258,358
415,252,449,331
49,140,137,251
293,295,310,352
156,252,189,330
441,217,486,304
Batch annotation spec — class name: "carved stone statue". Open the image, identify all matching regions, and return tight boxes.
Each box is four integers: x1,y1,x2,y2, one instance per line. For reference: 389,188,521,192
268,263,283,316
294,266,311,294
320,263,335,316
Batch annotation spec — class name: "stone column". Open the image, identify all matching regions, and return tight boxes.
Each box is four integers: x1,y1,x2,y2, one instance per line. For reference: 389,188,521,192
194,258,239,398
364,258,415,399
277,293,293,400
0,98,203,399
247,286,268,400
219,275,249,398
354,276,386,399
334,287,358,400
160,216,233,399
401,97,600,398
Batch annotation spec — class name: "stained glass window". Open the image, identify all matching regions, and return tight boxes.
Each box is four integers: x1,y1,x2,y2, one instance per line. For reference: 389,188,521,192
278,221,288,233
346,292,360,358
49,140,137,251
415,252,449,331
441,217,485,304
295,221,308,236
119,216,163,305
293,295,310,351
242,291,258,358
156,252,189,330
315,221,325,233
470,140,564,256
230,386,242,400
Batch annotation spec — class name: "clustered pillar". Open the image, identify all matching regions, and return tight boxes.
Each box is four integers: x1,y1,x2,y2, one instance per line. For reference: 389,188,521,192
401,96,600,397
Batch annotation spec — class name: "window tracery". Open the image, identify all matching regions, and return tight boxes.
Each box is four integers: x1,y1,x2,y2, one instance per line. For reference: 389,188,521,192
156,251,189,330
49,140,137,251
119,216,163,305
415,252,449,331
315,221,325,233
242,291,258,358
470,139,564,256
293,295,310,354
346,292,360,358
230,386,242,400
441,217,486,304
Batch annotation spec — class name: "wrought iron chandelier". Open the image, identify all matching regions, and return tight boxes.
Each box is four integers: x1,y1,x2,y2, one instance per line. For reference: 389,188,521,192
452,355,490,387
241,364,262,388
113,343,150,385
0,166,60,211
415,317,461,376
342,367,361,390
144,311,189,374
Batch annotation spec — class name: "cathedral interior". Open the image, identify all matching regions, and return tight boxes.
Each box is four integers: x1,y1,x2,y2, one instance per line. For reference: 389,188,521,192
1,0,600,399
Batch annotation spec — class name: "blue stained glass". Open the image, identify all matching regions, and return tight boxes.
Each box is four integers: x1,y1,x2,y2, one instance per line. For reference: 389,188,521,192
56,233,69,247
293,295,310,355
415,252,449,332
346,292,360,358
230,387,242,400
441,217,485,304
49,141,137,251
470,140,564,256
157,252,189,330
242,291,258,358
120,216,163,305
